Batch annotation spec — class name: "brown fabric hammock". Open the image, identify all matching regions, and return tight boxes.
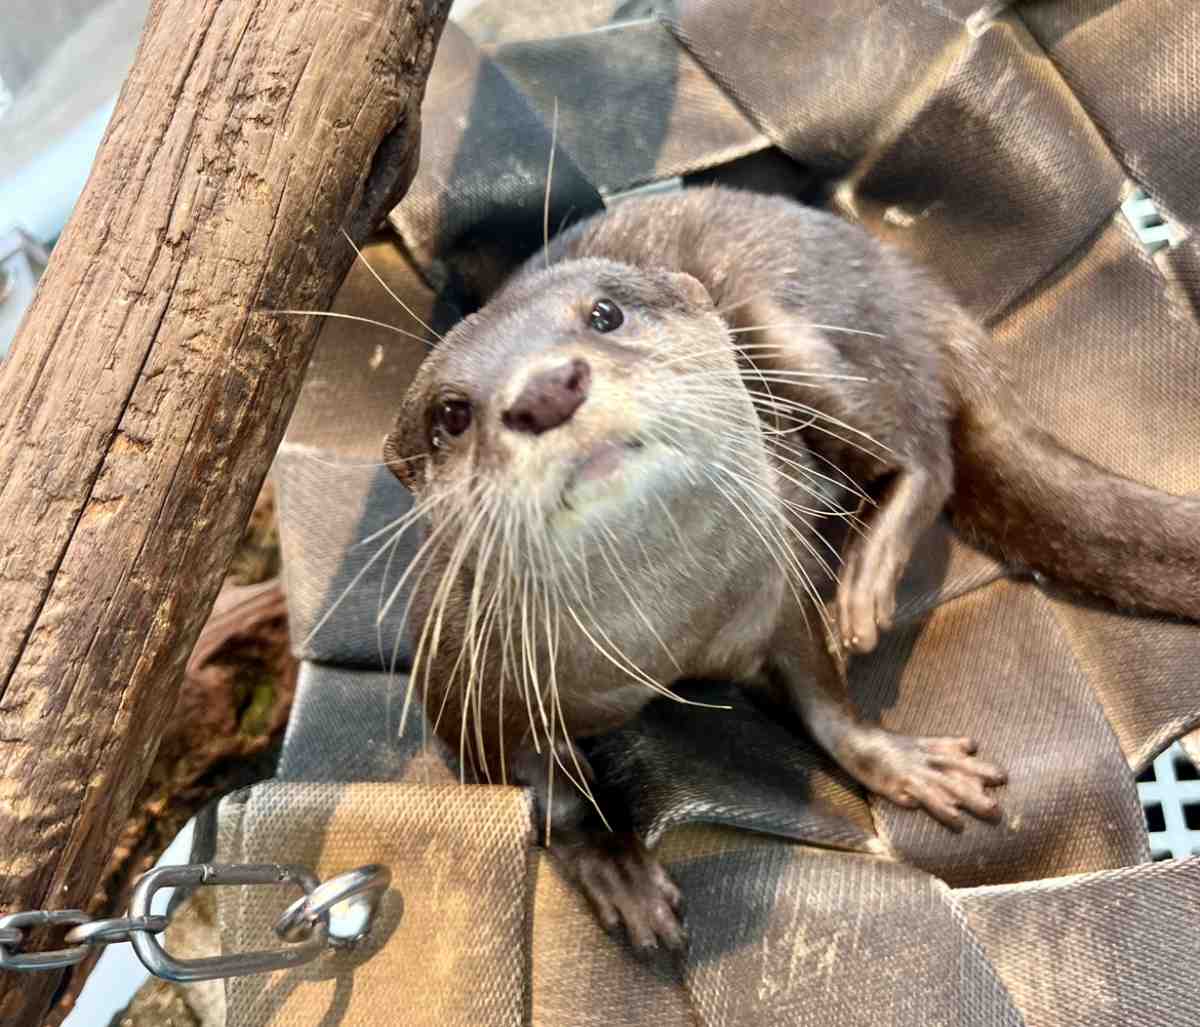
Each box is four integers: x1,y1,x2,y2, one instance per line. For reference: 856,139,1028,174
212,2,1200,1023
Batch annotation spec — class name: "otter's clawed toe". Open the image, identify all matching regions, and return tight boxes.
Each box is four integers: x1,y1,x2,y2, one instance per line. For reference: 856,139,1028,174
555,831,686,955
846,730,1007,829
836,534,903,655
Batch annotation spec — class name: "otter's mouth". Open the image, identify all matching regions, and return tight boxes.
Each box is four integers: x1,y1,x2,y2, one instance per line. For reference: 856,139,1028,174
563,438,646,502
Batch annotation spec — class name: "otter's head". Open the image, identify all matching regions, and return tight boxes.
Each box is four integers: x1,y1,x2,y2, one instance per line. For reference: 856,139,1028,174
384,258,760,556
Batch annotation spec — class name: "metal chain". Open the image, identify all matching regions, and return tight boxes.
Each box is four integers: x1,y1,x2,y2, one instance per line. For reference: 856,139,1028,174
0,862,391,982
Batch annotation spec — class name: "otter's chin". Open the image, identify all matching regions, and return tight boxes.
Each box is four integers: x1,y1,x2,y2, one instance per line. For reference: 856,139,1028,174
571,439,643,487
554,437,658,516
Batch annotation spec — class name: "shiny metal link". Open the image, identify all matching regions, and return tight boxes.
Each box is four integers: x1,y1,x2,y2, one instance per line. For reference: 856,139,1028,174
274,864,392,947
0,910,92,971
129,863,327,983
65,915,169,947
0,860,390,980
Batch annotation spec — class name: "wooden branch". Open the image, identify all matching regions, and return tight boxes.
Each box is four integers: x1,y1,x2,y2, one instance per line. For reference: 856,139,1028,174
0,0,450,1019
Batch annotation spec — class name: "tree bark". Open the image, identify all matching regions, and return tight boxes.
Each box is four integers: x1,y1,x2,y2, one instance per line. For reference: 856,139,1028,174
0,0,450,1019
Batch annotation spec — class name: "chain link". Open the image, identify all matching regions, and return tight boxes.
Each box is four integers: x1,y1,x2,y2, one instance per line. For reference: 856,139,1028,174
0,862,390,982
0,911,92,971
65,915,169,947
274,863,390,947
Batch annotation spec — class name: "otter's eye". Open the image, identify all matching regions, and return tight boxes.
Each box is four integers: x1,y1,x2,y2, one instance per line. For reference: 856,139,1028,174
588,298,624,333
433,398,472,444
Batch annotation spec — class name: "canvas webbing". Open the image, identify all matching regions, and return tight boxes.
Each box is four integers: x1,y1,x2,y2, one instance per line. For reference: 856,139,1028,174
226,1,1200,1022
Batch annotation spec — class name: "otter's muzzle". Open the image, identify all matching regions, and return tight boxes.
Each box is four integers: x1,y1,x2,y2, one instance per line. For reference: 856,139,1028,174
502,358,591,435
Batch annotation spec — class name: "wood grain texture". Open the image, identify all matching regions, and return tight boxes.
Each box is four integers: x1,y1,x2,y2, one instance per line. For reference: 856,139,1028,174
0,0,450,1018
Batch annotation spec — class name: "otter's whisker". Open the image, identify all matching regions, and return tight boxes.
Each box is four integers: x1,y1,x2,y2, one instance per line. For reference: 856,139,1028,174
766,438,873,505
500,502,541,755
461,497,506,784
302,505,432,651
339,227,444,343
357,479,465,549
648,401,865,521
378,507,461,629
730,470,843,581
728,321,885,339
738,385,893,459
521,569,553,737
538,572,609,836
716,442,855,522
524,490,559,593
647,341,868,380
465,500,517,783
712,460,842,578
806,444,876,503
390,512,460,693
563,605,731,709
715,473,827,637
543,97,559,272
445,497,501,782
651,492,709,576
375,486,476,761
413,485,495,760
376,526,410,673
384,496,485,740
641,415,817,590
686,448,832,636
260,308,431,348
479,507,516,779
596,523,682,673
291,448,428,471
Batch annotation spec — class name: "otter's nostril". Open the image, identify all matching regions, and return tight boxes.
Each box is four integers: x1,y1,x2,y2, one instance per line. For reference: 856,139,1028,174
503,358,591,435
565,362,588,394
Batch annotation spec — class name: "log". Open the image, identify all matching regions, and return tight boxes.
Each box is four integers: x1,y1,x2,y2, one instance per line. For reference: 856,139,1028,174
0,0,450,1019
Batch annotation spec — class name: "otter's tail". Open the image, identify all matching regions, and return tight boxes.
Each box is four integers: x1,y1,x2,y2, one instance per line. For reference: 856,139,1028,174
948,394,1200,621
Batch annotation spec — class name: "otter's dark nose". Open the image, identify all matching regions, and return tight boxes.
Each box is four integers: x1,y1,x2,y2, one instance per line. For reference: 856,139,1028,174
503,358,591,435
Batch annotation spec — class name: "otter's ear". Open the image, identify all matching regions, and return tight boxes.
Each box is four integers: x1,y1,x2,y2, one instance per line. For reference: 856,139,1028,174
664,271,712,310
383,428,423,493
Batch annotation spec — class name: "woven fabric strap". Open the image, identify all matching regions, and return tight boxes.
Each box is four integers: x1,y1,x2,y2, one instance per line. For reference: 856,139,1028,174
243,1,1200,1022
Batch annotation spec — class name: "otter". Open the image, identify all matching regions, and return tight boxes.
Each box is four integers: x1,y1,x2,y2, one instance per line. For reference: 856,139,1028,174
382,185,1200,952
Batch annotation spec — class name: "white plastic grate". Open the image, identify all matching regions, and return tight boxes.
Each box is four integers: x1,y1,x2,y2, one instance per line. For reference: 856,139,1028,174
1120,186,1180,255
1137,741,1200,860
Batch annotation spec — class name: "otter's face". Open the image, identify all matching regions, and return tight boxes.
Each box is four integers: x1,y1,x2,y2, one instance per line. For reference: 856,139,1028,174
384,258,758,546
381,258,787,746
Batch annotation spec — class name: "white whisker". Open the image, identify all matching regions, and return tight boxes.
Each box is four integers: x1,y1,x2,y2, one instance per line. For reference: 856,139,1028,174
729,321,885,339
260,308,431,347
543,98,559,272
340,227,444,342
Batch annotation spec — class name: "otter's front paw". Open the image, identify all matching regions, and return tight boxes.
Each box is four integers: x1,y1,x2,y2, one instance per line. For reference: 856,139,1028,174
836,528,904,654
847,731,1008,830
553,831,686,955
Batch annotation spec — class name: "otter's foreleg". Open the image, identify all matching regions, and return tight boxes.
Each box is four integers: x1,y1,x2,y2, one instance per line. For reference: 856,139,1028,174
739,312,954,654
767,614,1006,830
835,465,950,653
510,741,687,954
